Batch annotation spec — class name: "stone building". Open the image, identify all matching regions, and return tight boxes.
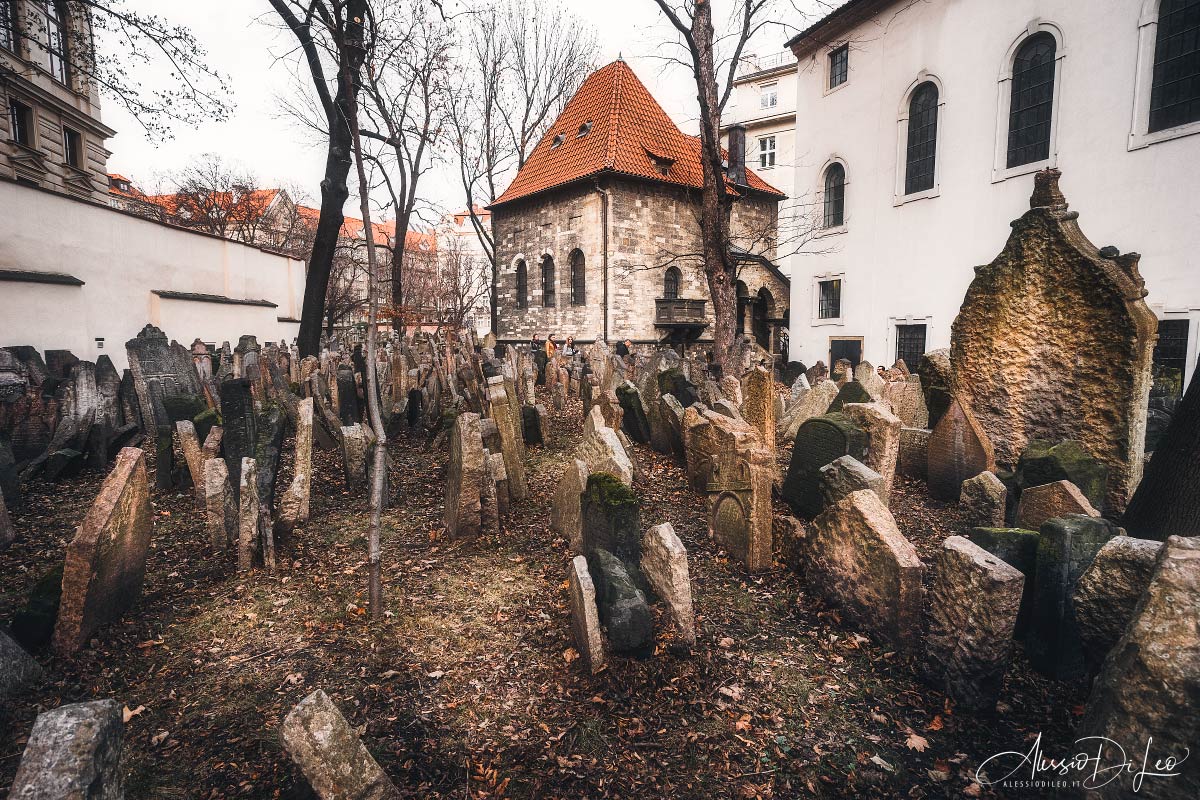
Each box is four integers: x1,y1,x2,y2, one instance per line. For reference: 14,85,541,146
489,60,790,354
1,1,113,201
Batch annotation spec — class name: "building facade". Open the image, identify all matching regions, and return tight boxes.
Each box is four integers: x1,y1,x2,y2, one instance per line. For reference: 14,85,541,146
1,1,112,201
784,0,1200,396
491,60,790,354
721,51,799,208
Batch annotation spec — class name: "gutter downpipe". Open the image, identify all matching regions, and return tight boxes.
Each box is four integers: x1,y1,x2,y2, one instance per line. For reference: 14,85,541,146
594,178,610,343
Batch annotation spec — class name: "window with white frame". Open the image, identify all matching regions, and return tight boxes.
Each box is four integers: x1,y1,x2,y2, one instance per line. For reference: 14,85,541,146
822,162,846,228
1007,32,1057,168
758,135,776,169
1149,0,1200,132
759,82,778,109
818,279,841,320
829,44,849,88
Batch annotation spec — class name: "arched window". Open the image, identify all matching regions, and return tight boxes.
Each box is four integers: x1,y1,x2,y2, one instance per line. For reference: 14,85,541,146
822,163,845,228
735,280,749,334
541,255,556,307
663,266,681,300
47,1,70,84
1007,33,1057,168
569,249,586,305
515,259,527,309
1149,0,1200,132
904,82,939,194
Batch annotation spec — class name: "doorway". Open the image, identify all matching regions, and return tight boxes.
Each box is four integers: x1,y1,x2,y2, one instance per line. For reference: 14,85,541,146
829,337,862,367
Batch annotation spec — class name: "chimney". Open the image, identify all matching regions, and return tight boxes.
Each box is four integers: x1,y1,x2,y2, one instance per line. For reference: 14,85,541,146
727,124,748,187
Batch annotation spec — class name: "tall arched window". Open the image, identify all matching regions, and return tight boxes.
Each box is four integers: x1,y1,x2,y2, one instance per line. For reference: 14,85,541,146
1007,33,1057,168
515,259,528,309
904,82,939,194
541,255,556,307
663,266,681,300
569,249,586,305
47,1,70,84
822,163,845,228
1149,0,1200,132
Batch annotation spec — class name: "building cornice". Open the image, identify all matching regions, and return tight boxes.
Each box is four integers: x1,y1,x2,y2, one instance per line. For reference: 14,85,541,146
786,0,899,60
0,64,116,138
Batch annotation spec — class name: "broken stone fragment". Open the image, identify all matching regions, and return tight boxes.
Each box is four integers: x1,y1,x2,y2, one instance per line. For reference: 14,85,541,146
10,699,124,799
588,548,654,656
281,689,400,800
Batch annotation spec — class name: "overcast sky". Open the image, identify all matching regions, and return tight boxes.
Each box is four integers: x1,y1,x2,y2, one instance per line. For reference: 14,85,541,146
103,0,818,221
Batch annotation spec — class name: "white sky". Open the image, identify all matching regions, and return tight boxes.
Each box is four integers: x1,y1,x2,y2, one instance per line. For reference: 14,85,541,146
103,0,818,220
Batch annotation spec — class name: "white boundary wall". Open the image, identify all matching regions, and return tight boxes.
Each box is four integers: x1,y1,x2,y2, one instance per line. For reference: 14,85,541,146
787,0,1200,387
0,180,305,371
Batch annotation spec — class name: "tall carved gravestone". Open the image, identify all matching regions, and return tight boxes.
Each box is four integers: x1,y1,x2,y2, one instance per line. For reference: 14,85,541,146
782,413,869,517
125,324,202,433
949,170,1157,512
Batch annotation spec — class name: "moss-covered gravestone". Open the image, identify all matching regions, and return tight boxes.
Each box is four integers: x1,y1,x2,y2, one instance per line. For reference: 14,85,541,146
1015,439,1108,512
580,473,641,565
966,527,1040,638
782,413,869,517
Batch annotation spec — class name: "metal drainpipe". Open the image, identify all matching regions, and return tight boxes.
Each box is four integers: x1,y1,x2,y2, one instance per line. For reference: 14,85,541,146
594,179,610,343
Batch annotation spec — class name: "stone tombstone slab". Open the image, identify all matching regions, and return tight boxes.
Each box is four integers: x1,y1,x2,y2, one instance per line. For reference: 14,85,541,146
1015,479,1100,532
1,488,14,552
926,400,995,502
1077,536,1200,800
1,629,42,697
445,412,485,539
917,349,952,429
841,402,902,498
959,471,1008,529
966,527,1040,638
782,412,869,517
615,382,651,444
719,375,743,407
949,170,1157,513
805,489,924,649
828,380,873,412
176,420,206,506
781,378,840,441
577,422,633,487
580,473,641,565
552,458,590,553
898,427,931,481
281,689,401,800
521,404,544,446
1015,439,1108,512
1027,514,1121,681
125,324,201,432
820,455,885,507
219,378,257,502
204,458,236,549
853,361,886,400
9,700,123,799
641,522,695,646
52,447,151,655
568,554,606,674
1072,535,1163,675
924,536,1024,712
238,457,260,572
739,365,775,454
882,374,929,429
588,548,654,656
341,424,368,490
277,398,314,535
486,377,528,501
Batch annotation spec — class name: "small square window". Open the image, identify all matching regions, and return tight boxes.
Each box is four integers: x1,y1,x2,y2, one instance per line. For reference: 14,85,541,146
759,83,778,109
63,125,82,168
829,44,849,89
758,136,776,169
818,279,842,319
896,324,927,367
8,98,32,147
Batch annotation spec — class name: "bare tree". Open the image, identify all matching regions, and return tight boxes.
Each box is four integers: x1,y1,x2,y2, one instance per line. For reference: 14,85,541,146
268,0,372,358
447,0,597,330
160,154,271,240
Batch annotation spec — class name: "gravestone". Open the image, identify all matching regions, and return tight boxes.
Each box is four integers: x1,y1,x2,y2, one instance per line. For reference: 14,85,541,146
1015,479,1100,532
1015,439,1108,512
926,400,995,501
340,424,367,490
782,413,869,517
486,377,527,501
780,379,839,441
551,458,590,553
1077,536,1200,800
277,398,314,535
828,380,872,412
125,324,201,432
9,700,123,799
924,536,1024,712
820,455,884,507
882,375,929,429
966,527,1040,638
739,365,775,454
176,420,206,506
588,548,653,656
1026,514,1121,681
898,427,930,480
568,555,606,674
916,349,952,429
577,421,633,486
1072,535,1163,675
1,629,41,697
853,361,885,399
805,489,924,649
949,170,1157,513
841,402,902,498
336,366,359,424
238,457,260,571
204,458,236,549
640,523,694,646
219,379,256,503
445,413,485,539
0,489,13,552
52,447,151,655
615,382,651,444
959,471,1008,528
580,473,641,565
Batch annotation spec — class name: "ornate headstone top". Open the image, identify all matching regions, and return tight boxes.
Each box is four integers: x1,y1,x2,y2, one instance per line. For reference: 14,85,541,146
1029,167,1067,211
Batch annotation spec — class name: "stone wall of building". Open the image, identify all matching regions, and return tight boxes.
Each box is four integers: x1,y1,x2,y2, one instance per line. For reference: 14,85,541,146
493,176,788,347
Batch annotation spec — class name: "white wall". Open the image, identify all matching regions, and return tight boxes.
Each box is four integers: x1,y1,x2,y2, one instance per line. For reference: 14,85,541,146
0,180,304,371
724,59,799,202
787,0,1200,387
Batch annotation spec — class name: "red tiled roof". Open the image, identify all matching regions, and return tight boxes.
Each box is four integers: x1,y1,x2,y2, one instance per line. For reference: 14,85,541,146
491,60,784,208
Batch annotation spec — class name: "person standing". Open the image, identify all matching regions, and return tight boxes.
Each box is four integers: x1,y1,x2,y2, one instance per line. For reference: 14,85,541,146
563,335,576,358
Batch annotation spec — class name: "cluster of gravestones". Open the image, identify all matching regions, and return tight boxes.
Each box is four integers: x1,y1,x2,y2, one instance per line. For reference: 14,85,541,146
772,171,1198,797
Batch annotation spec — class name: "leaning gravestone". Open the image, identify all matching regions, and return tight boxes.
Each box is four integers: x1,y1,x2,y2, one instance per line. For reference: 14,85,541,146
568,555,606,674
0,487,14,552
828,380,873,412
959,471,1007,529
926,400,995,502
580,473,641,565
445,413,485,539
916,350,952,429
9,700,124,799
1,629,42,697
782,413,869,517
551,458,590,553
641,522,695,646
588,548,653,656
924,536,1024,712
1072,535,1163,676
1015,479,1100,532
220,379,257,502
125,324,201,432
52,447,151,655
1015,439,1108,512
841,402,902,498
949,169,1157,513
967,527,1040,638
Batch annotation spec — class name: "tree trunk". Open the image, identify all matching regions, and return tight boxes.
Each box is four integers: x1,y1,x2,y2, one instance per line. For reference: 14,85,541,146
1122,367,1200,539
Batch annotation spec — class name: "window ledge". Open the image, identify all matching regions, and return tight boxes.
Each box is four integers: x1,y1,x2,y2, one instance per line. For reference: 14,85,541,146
1129,119,1200,151
822,80,849,98
893,187,940,206
812,318,844,327
991,156,1055,184
814,224,847,239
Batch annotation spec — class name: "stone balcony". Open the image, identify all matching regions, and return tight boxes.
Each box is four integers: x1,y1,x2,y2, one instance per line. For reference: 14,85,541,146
654,298,708,329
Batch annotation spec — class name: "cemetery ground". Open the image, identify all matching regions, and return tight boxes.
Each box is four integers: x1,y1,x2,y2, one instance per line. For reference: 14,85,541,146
0,388,1081,799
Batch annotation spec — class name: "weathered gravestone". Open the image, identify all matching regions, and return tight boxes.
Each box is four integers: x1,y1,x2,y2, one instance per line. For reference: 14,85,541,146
125,324,201,433
1015,439,1108,512
1,629,41,698
580,473,641,565
897,427,930,481
486,377,527,500
882,374,929,429
568,554,606,674
0,486,14,552
551,458,590,553
959,471,1008,529
739,365,775,454
220,379,256,502
238,457,261,571
577,417,633,486
853,361,885,400
640,522,695,646
949,169,1157,513
1026,514,1121,681
805,489,924,649
926,400,995,502
277,398,314,535
281,689,401,800
779,378,839,441
828,380,873,412
615,382,651,444
924,536,1024,712
916,349,952,429
9,699,123,799
841,402,902,498
1015,479,1100,532
1072,535,1163,676
204,458,236,550
588,548,653,656
782,413,869,517
341,424,367,490
1077,535,1200,800
820,455,884,507
445,412,485,539
52,447,151,655
966,527,1040,638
